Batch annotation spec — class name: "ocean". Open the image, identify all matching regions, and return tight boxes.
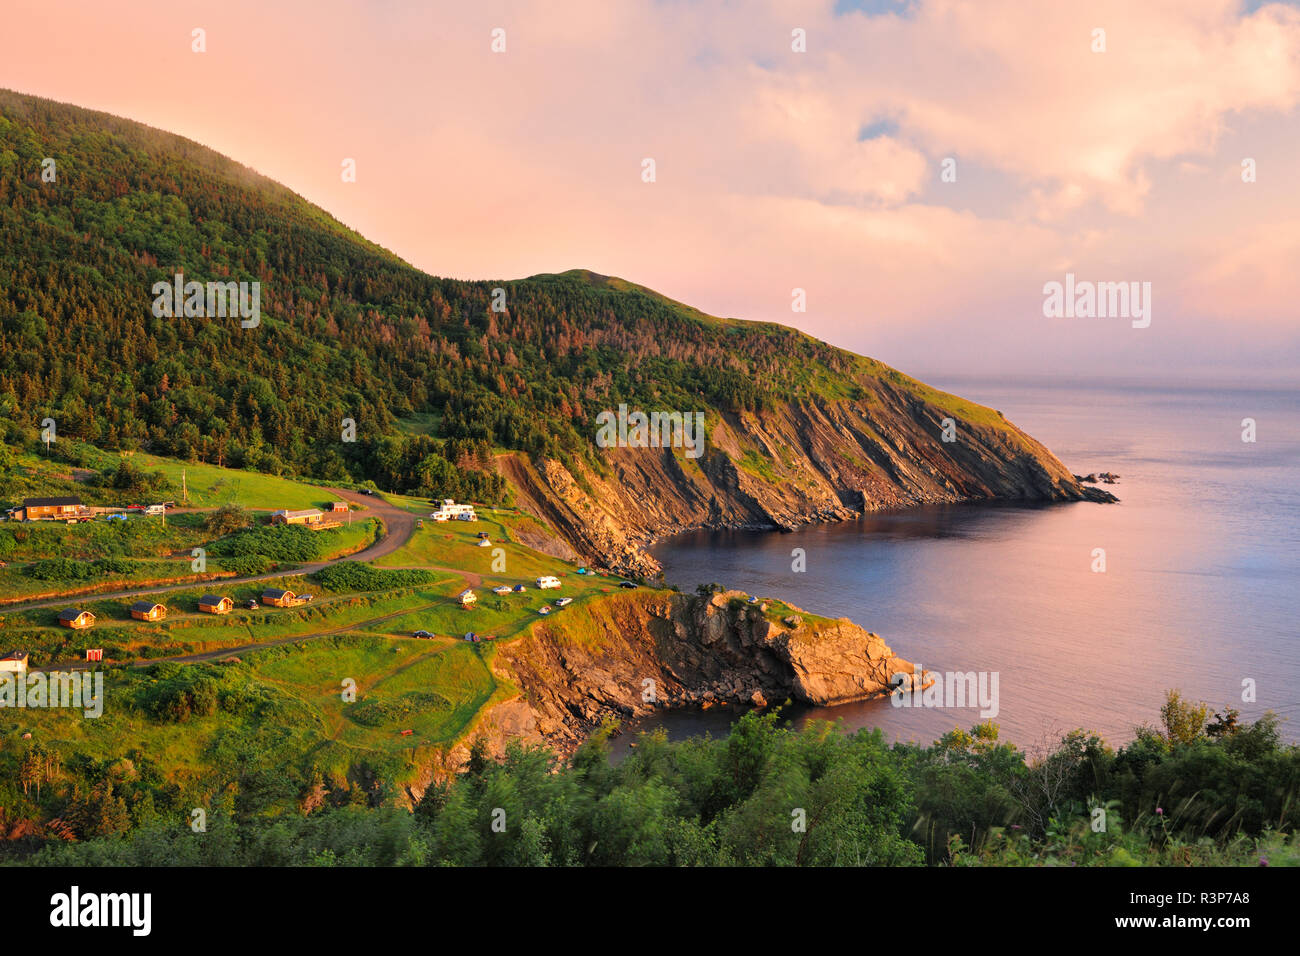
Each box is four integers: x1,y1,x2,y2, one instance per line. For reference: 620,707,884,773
629,380,1300,752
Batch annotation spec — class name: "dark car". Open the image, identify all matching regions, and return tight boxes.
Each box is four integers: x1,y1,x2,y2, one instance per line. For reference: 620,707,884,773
245,599,259,610
618,581,638,589
412,629,434,639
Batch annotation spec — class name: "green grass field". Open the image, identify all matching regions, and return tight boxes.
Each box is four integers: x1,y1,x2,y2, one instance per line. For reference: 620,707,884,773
0,632,503,793
0,461,661,803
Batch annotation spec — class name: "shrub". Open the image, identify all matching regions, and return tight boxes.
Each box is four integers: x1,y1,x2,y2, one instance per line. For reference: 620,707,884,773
216,555,273,576
211,524,322,562
23,557,95,581
311,563,431,592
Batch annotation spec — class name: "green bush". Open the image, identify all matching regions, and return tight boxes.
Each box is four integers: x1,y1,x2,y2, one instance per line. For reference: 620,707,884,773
216,554,273,576
311,563,431,592
211,525,322,562
23,557,95,581
136,667,220,722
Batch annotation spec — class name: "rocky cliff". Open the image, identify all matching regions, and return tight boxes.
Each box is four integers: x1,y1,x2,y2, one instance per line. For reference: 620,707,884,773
500,377,1115,576
468,589,922,753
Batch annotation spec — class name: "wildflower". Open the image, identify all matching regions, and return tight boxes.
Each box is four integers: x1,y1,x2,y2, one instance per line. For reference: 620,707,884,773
1155,807,1164,816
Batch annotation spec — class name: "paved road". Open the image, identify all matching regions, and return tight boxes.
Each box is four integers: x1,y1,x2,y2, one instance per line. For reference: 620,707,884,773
2,488,418,614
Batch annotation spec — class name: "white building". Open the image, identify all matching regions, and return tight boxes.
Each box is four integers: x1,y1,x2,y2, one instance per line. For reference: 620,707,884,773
431,499,476,520
0,650,29,677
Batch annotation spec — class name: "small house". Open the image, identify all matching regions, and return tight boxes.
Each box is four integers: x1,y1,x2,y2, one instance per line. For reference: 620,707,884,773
330,501,349,513
130,601,167,622
0,650,29,677
457,588,477,607
262,588,296,608
198,595,233,615
270,508,325,527
58,608,95,630
85,649,104,663
21,496,90,522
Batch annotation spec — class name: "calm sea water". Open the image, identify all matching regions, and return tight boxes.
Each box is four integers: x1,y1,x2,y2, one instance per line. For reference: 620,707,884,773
629,380,1300,753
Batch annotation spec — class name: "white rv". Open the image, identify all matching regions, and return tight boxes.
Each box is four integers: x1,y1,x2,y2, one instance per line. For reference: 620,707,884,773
535,575,561,590
431,498,477,521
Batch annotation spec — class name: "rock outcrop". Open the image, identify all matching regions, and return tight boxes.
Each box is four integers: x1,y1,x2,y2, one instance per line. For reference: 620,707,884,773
499,382,1116,576
485,589,921,750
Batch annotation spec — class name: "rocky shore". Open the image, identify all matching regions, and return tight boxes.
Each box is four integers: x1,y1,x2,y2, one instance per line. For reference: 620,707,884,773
456,589,922,760
500,390,1118,578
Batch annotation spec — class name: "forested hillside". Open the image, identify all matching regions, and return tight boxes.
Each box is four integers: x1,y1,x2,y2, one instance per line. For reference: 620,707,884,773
0,90,1108,572
1,90,894,490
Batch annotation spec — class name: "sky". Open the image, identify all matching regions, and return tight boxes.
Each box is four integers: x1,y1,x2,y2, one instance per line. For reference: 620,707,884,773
3,0,1300,385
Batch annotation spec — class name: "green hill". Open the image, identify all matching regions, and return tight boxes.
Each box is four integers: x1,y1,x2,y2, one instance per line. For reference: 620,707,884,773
2,90,1032,484
0,89,1110,577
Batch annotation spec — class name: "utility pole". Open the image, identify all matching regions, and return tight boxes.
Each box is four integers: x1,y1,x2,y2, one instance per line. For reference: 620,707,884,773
181,468,189,506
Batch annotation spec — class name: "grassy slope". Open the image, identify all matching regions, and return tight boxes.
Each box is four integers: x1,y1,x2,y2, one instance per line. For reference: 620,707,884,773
0,473,650,799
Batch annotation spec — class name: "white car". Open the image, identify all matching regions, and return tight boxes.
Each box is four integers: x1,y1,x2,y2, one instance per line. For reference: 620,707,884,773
554,597,572,608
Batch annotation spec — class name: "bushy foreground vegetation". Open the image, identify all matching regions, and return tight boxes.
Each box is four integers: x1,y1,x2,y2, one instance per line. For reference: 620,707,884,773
2,691,1295,867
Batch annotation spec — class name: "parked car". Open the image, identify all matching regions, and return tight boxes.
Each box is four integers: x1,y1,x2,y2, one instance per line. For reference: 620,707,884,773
245,599,259,610
554,597,573,607
412,629,434,639
298,594,314,604
618,581,638,589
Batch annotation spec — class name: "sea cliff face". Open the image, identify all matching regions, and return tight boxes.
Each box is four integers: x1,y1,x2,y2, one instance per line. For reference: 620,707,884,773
463,590,920,754
500,385,1114,576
